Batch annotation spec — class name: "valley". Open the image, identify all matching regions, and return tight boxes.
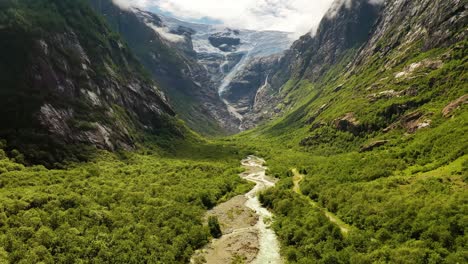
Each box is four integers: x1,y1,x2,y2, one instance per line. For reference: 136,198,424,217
157,13,294,131
0,0,466,263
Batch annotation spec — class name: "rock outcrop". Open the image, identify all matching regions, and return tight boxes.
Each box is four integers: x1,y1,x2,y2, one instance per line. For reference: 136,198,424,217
208,29,242,52
383,111,432,133
333,113,362,135
360,140,390,152
221,55,285,129
442,94,468,117
0,0,178,164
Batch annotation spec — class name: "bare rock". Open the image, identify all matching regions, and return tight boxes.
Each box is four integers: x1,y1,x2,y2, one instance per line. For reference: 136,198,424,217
368,87,419,102
360,140,390,152
39,104,73,138
333,112,361,135
384,111,432,133
333,84,344,93
442,94,468,117
368,90,399,102
395,59,443,79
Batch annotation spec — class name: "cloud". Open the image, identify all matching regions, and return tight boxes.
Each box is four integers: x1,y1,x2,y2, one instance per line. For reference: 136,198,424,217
112,0,151,9
326,0,385,18
146,23,185,42
112,0,335,36
112,0,384,36
168,0,336,35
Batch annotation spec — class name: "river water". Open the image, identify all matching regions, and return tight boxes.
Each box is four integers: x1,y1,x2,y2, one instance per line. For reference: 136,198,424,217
191,156,282,264
240,156,282,264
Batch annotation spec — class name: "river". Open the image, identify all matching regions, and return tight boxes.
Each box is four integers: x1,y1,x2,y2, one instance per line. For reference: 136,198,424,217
241,156,282,264
191,156,282,264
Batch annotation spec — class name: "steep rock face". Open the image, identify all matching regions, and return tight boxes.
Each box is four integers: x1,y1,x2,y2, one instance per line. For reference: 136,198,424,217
208,29,242,52
354,0,467,66
222,55,285,130
223,57,273,108
0,0,178,165
284,0,383,82
89,0,240,135
442,94,468,117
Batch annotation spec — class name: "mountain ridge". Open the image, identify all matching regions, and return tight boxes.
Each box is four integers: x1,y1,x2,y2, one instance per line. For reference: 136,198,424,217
89,0,243,135
0,0,183,166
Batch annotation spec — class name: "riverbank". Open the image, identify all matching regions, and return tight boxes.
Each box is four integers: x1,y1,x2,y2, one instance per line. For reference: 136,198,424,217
191,156,282,264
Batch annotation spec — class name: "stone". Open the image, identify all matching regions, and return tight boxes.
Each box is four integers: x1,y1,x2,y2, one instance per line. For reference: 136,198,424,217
360,140,390,152
442,94,468,117
333,113,361,135
383,111,432,133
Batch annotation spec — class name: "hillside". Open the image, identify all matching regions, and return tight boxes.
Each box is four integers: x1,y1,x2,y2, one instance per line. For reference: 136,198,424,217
0,0,184,166
232,0,467,262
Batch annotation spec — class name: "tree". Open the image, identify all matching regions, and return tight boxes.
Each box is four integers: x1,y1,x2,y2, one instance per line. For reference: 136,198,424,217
208,216,222,239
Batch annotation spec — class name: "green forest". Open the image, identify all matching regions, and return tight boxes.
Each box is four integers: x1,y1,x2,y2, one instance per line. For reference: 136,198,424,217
0,139,254,263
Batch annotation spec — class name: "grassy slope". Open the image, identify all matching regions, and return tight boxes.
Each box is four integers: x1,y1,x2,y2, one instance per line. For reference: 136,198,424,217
227,39,468,263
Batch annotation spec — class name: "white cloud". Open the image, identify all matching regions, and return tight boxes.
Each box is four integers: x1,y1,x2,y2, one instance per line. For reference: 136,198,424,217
326,0,384,18
160,0,336,36
113,0,335,36
112,0,151,9
146,23,185,42
112,0,384,36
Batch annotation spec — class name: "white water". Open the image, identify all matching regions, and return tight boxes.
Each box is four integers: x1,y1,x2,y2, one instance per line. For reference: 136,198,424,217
218,45,255,96
241,156,282,264
253,74,269,106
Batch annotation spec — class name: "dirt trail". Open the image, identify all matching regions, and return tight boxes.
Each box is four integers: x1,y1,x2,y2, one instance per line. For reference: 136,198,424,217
191,156,282,264
292,169,351,235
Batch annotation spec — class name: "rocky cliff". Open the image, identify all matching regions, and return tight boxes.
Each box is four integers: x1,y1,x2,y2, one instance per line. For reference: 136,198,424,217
353,0,466,67
0,0,180,165
88,0,240,135
284,0,383,81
